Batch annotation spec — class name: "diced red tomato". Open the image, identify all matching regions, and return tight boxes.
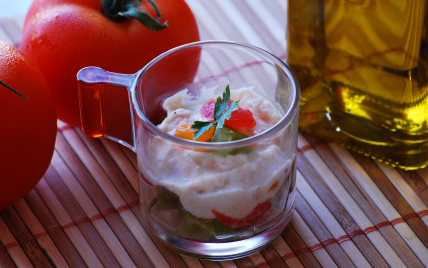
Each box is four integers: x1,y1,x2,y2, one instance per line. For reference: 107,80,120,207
200,99,217,121
200,99,256,130
227,108,257,129
212,201,271,229
140,174,154,187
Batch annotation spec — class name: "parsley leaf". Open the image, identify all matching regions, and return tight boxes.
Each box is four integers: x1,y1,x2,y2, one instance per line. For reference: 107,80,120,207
216,100,239,129
191,121,215,140
191,85,239,140
214,85,231,121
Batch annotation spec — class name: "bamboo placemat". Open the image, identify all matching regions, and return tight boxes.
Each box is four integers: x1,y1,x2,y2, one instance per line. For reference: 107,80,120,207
1,0,428,267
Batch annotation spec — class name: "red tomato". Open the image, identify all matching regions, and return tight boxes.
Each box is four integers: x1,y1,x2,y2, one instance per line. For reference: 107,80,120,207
200,99,257,129
21,0,200,127
0,42,57,211
212,201,271,229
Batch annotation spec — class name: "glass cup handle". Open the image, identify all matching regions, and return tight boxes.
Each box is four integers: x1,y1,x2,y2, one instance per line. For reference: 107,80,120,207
77,67,136,151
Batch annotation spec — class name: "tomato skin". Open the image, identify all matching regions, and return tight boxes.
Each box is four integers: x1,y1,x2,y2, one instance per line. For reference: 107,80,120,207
0,42,57,211
212,201,271,229
21,0,200,127
200,99,217,120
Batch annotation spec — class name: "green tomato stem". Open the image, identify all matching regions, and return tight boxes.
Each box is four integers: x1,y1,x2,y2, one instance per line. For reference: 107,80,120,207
100,0,168,31
0,80,27,100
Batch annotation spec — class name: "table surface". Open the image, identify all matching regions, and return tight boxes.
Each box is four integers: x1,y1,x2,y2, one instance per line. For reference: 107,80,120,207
1,1,428,267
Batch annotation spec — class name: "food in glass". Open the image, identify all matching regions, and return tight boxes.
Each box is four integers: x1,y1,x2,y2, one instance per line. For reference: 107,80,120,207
139,85,296,243
77,41,300,259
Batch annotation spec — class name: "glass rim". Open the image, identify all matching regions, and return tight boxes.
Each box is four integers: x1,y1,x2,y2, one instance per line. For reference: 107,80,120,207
131,40,300,149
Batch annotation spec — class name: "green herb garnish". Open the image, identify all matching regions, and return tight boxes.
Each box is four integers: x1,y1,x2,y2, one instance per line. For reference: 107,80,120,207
191,85,239,140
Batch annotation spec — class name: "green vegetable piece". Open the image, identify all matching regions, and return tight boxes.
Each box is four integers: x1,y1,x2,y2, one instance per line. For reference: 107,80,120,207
156,187,180,202
150,187,242,241
211,220,239,240
177,212,216,241
211,127,252,156
211,127,236,142
229,146,253,155
177,212,241,241
234,132,247,140
149,187,181,213
148,198,158,213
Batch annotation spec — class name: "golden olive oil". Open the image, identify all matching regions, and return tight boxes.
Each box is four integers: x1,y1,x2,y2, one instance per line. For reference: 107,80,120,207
288,0,428,169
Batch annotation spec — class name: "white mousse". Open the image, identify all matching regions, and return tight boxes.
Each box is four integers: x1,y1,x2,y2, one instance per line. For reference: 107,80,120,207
141,87,292,219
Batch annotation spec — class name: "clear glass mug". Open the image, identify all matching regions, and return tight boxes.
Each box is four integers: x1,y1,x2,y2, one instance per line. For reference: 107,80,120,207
77,41,300,260
288,0,428,169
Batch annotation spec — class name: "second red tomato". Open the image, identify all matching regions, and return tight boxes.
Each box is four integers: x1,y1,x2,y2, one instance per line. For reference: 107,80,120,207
21,0,200,127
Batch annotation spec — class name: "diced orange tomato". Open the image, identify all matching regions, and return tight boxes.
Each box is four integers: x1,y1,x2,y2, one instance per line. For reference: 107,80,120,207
200,99,256,130
268,181,279,193
174,121,215,141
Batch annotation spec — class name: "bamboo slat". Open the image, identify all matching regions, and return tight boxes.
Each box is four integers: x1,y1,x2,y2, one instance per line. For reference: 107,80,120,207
376,163,428,227
233,257,256,268
294,193,356,268
0,217,33,268
281,225,322,268
98,140,189,268
76,130,170,268
12,200,70,268
0,25,13,44
34,176,110,268
0,18,21,45
0,245,16,268
182,255,204,268
0,207,52,268
301,134,427,267
290,212,337,268
271,237,304,268
57,129,154,268
200,259,222,268
259,244,287,268
218,260,238,268
340,149,428,265
298,134,404,268
398,169,428,207
295,173,372,268
23,188,90,268
295,157,387,267
248,252,270,268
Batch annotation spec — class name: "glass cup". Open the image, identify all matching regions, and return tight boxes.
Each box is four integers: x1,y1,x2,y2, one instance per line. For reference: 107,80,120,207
288,0,428,169
77,41,300,260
